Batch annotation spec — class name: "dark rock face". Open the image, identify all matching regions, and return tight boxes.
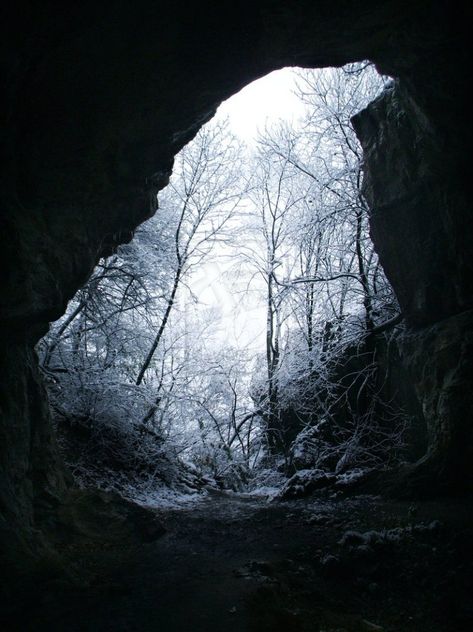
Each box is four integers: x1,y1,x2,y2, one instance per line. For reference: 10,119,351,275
396,310,473,493
353,82,473,327
0,344,68,577
352,16,472,491
1,0,472,569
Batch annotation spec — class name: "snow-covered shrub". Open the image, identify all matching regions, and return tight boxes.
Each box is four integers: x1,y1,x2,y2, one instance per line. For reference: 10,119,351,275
47,370,199,496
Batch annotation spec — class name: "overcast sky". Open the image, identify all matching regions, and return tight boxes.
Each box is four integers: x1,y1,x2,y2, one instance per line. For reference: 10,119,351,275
215,67,305,145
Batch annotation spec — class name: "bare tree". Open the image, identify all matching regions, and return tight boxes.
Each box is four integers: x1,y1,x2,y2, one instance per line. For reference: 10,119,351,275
135,119,245,386
234,64,402,472
239,145,311,457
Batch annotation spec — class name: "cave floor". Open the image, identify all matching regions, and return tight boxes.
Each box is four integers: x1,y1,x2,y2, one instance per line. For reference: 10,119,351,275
9,492,473,632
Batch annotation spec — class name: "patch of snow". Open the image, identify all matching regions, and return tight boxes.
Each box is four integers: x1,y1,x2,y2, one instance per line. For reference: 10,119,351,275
245,486,282,500
132,486,206,510
335,468,373,487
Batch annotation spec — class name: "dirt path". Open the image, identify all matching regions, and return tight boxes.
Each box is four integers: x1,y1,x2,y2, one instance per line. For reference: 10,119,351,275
14,492,473,631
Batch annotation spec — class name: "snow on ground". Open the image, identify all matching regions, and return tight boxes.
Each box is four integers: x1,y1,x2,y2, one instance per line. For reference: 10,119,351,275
133,486,206,510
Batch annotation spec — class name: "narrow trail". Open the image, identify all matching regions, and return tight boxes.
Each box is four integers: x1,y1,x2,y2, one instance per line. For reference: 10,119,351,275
18,493,473,632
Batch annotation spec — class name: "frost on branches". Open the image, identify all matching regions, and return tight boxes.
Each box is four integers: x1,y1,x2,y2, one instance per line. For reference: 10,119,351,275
37,64,417,505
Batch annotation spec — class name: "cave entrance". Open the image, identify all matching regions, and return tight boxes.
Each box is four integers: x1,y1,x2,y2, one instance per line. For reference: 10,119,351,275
37,63,412,505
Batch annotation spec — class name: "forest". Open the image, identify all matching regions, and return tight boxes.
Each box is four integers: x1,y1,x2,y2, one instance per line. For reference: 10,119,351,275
37,63,413,504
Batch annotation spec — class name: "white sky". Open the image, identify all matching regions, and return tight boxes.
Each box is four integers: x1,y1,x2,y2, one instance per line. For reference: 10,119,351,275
215,67,305,145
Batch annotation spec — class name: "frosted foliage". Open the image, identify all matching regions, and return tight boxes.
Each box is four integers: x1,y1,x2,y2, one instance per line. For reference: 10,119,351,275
38,64,409,503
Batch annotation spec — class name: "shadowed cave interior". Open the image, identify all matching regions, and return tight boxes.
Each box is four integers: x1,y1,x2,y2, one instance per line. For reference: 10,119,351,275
1,2,472,630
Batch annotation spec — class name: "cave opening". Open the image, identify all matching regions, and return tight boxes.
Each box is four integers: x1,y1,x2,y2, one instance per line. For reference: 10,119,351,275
2,3,473,628
37,63,422,507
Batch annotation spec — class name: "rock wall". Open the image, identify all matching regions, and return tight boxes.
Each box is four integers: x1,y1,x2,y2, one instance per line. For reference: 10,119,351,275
1,0,472,566
396,311,473,493
352,32,473,491
353,82,473,327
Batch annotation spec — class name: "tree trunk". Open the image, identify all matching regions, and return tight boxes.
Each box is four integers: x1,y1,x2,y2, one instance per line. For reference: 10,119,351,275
135,269,181,386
